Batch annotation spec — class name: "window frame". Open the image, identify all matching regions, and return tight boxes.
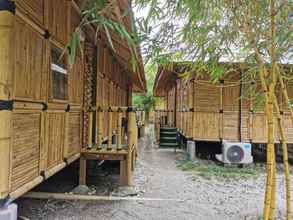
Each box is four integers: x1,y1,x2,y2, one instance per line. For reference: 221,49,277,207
49,43,69,102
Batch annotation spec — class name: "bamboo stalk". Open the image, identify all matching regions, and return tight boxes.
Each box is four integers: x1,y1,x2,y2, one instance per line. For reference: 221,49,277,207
87,111,93,148
268,0,278,216
277,68,293,125
258,66,274,220
273,94,291,220
96,107,103,150
23,192,185,202
127,109,136,185
117,109,123,150
107,107,113,150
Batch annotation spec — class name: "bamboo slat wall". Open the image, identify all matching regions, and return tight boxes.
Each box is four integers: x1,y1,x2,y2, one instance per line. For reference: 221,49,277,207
155,68,293,144
0,0,138,201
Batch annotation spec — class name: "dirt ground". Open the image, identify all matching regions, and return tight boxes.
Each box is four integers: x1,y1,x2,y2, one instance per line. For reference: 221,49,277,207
16,125,293,220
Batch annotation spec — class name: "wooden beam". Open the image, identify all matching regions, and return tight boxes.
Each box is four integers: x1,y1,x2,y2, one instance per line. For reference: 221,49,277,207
10,176,43,201
82,153,125,161
23,192,185,202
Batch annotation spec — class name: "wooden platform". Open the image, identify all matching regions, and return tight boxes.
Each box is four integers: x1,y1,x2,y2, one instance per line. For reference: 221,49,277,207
79,144,136,187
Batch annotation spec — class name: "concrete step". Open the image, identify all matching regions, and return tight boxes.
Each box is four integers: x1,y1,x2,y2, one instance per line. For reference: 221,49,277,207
160,127,177,132
160,136,177,140
160,131,177,135
160,137,177,144
159,142,179,148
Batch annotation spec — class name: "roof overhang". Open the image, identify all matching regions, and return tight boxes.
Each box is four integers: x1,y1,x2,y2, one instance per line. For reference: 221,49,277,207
75,0,146,93
153,61,293,97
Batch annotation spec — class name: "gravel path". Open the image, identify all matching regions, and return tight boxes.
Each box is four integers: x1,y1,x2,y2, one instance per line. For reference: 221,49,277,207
17,125,293,220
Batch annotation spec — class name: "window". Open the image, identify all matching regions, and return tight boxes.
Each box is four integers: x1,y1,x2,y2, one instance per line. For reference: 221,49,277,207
51,47,68,100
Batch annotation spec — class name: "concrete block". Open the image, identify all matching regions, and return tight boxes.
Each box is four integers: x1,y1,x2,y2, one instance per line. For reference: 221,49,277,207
0,203,17,220
187,141,196,161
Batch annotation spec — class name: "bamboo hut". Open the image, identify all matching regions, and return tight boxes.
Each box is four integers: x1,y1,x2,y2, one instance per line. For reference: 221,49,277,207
153,62,293,154
0,0,146,203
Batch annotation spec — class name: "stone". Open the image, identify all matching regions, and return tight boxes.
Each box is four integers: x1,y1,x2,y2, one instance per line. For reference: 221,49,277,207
111,186,138,197
72,185,90,195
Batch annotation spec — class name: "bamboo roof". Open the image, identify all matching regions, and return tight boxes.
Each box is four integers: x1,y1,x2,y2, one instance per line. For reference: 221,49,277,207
153,62,293,97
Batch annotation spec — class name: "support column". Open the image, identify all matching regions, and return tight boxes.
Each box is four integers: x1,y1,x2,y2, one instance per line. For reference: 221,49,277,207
126,108,136,186
0,1,15,202
79,157,87,186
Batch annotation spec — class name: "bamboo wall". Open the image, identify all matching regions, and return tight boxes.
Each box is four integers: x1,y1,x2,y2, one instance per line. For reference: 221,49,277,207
160,72,293,144
96,41,130,140
0,0,85,200
0,0,134,201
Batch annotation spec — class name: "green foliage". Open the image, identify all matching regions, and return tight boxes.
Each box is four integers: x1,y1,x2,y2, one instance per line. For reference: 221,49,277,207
133,63,162,112
66,0,139,70
176,159,260,180
133,0,292,109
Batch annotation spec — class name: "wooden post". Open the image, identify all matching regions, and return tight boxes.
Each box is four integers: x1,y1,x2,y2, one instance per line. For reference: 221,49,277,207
0,4,15,200
96,107,103,150
132,119,138,170
88,110,93,148
119,160,127,185
117,109,122,150
219,80,224,140
107,107,113,150
79,157,87,186
126,108,136,185
249,82,254,143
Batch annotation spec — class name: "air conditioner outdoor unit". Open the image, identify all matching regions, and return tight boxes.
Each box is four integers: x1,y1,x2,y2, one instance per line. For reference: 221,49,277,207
216,141,253,164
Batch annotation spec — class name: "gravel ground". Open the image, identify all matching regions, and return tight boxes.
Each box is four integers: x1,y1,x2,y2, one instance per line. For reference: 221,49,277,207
16,125,293,220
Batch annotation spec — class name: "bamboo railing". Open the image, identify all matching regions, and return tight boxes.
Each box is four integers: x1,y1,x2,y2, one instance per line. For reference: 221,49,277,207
84,106,137,152
155,109,174,126
80,106,138,186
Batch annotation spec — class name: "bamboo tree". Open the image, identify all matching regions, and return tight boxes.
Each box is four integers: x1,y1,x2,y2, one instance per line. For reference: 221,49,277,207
273,94,291,220
75,1,292,218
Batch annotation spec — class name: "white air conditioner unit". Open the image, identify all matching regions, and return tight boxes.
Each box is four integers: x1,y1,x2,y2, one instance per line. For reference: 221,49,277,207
216,141,253,164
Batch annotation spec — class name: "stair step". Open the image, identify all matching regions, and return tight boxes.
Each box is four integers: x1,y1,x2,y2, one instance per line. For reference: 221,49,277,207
160,131,177,135
160,128,177,132
160,140,177,144
160,137,177,140
159,142,179,148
